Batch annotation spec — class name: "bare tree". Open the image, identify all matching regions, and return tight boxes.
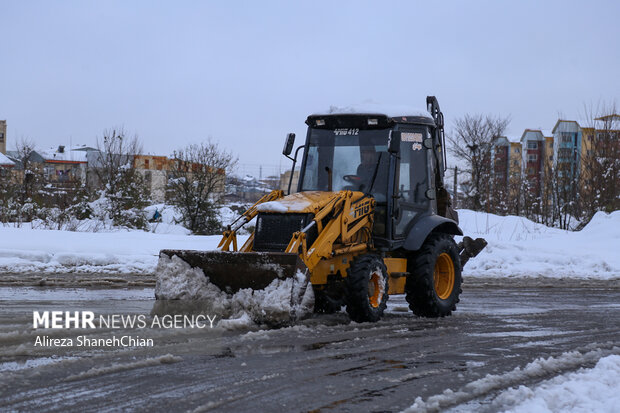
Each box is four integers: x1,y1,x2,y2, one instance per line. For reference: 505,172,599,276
505,170,522,216
549,160,579,230
93,129,149,229
448,114,511,211
167,141,237,234
580,102,620,220
0,166,17,223
540,159,555,226
14,138,42,200
10,138,45,223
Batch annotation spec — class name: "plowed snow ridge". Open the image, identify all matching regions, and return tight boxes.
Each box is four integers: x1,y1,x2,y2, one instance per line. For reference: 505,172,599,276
403,345,620,412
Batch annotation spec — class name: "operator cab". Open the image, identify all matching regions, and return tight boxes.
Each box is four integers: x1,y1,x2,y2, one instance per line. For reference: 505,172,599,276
293,104,442,249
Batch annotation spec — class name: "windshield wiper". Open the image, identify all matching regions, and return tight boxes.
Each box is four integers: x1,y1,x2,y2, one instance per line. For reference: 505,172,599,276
366,152,383,195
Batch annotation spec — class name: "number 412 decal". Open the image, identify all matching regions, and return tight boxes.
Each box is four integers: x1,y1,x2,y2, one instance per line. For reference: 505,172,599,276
334,128,359,136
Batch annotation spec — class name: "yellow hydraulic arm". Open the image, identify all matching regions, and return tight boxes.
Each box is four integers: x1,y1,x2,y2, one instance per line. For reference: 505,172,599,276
285,191,375,272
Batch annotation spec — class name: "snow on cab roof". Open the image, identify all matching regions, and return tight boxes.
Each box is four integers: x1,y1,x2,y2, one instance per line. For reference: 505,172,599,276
311,103,433,119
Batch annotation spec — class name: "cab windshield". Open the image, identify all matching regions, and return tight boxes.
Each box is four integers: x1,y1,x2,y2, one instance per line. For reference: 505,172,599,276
300,128,390,201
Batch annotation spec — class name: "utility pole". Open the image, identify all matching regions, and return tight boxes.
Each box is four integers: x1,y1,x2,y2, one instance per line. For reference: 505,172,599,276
453,166,458,209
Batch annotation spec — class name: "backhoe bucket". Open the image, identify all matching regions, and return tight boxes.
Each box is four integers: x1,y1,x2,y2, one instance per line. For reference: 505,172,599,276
158,250,308,294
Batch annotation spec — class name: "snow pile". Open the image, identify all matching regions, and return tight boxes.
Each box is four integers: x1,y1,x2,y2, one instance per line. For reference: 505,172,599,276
145,203,246,235
154,254,314,327
459,209,620,279
143,204,190,235
154,254,229,302
0,225,224,274
489,354,620,413
404,346,620,412
218,206,242,227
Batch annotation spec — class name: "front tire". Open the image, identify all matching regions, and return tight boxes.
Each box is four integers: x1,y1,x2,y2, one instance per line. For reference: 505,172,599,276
345,254,389,322
406,233,462,317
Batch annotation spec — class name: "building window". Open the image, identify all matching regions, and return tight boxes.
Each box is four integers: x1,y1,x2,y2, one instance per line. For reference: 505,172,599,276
0,132,4,142
549,155,553,160
527,141,538,149
528,168,535,174
549,142,553,148
514,147,520,153
144,159,150,169
528,154,538,161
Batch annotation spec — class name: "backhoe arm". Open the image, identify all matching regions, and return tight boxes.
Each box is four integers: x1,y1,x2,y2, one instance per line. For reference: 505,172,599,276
285,191,375,271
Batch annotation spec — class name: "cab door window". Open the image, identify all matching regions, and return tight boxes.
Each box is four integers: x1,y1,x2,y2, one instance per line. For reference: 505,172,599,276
394,127,430,238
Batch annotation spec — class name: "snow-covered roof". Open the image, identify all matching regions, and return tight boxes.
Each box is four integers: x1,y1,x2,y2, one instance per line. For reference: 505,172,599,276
39,146,89,163
311,103,433,119
520,129,545,142
553,117,620,133
573,119,592,129
552,119,580,134
0,152,15,166
585,119,620,131
493,136,510,146
70,144,98,152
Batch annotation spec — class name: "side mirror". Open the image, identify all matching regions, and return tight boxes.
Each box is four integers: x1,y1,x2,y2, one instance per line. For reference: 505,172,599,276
423,137,434,149
388,131,401,153
283,133,295,156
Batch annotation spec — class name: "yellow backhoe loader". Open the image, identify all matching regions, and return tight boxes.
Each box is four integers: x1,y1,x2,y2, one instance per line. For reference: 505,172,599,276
159,97,486,322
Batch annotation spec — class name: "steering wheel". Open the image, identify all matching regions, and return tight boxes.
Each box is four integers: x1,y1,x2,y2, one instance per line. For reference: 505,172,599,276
343,175,363,183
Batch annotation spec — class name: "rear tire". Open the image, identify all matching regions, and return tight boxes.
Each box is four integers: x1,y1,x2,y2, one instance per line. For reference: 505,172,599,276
405,233,462,317
345,254,389,322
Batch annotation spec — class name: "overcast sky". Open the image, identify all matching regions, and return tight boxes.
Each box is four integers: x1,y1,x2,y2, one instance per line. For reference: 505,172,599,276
1,1,618,176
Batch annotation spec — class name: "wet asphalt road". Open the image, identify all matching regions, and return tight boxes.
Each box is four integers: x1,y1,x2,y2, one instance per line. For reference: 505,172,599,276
0,280,619,412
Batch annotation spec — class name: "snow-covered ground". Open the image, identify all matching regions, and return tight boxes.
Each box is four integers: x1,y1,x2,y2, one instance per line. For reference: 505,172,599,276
0,208,618,279
0,225,225,274
483,354,620,413
0,204,247,274
459,209,620,280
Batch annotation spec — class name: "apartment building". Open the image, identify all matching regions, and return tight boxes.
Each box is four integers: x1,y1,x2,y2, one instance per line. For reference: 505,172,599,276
133,155,171,203
551,120,582,180
520,129,551,195
491,136,522,199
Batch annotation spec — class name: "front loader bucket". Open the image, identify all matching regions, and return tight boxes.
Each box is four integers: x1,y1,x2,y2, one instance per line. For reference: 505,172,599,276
159,250,308,294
